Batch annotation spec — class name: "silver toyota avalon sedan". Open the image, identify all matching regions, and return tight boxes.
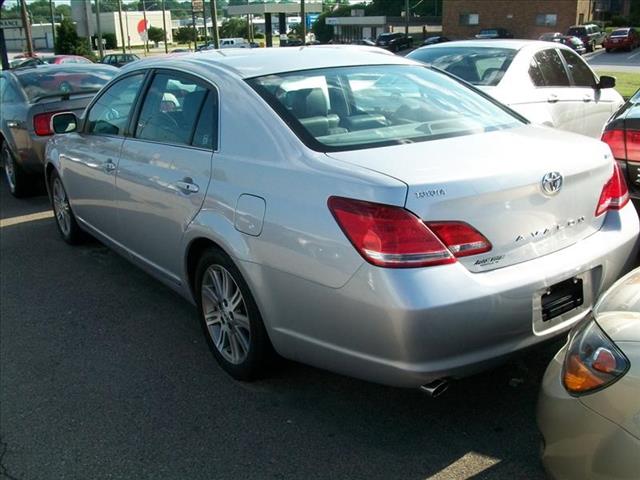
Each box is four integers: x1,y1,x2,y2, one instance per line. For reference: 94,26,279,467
44,48,639,390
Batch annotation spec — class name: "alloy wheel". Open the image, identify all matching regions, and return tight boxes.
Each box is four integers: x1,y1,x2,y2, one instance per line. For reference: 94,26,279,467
3,147,16,192
201,265,251,365
52,178,72,236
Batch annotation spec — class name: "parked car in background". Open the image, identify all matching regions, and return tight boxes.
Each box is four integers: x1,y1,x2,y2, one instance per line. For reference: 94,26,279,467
220,38,251,48
422,35,450,46
100,53,140,68
538,267,640,480
475,28,513,39
44,48,638,390
407,40,624,138
40,55,93,64
1,64,117,197
603,27,640,52
538,32,564,42
9,57,44,69
353,39,376,46
602,88,640,202
566,24,603,52
561,36,587,55
170,48,191,53
375,32,413,52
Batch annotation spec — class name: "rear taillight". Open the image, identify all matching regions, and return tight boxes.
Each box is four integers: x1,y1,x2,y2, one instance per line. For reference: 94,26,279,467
601,129,626,159
626,130,640,162
595,162,629,216
328,196,491,268
33,112,58,136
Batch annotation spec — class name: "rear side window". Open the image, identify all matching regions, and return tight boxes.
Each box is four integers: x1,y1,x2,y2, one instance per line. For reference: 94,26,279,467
87,73,144,136
135,73,208,146
560,49,595,87
192,91,218,150
531,49,569,87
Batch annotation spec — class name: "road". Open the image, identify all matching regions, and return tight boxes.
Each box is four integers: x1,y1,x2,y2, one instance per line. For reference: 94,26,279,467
586,47,640,72
0,177,631,480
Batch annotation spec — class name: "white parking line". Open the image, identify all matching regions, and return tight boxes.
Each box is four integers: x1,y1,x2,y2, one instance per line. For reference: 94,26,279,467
425,452,501,479
0,210,53,228
628,50,640,59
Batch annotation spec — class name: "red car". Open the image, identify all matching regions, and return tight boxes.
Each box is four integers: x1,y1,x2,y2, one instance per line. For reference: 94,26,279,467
604,28,640,52
40,55,93,64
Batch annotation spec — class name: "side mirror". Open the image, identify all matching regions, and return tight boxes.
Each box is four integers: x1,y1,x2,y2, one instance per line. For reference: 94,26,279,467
597,75,616,89
51,112,78,134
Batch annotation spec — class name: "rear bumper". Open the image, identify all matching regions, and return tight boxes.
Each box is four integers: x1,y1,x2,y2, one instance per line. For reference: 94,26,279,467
537,347,640,480
253,203,639,388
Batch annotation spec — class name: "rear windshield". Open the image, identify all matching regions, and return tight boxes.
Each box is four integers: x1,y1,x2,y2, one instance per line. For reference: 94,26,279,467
479,29,498,35
248,65,522,152
610,29,630,37
15,67,116,102
567,27,586,36
407,47,516,86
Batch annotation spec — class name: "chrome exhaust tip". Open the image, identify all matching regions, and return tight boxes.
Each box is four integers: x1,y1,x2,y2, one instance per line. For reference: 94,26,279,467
419,379,449,398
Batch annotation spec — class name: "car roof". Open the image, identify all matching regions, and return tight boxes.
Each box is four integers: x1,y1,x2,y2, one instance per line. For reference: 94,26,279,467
412,39,573,52
121,46,410,79
11,63,118,77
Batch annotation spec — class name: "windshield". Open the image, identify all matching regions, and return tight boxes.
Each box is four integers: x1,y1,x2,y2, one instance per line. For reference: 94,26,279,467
15,67,116,102
407,47,516,86
248,65,522,152
567,27,585,36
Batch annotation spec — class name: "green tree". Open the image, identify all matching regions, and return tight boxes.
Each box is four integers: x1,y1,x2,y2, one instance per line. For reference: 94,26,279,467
220,17,248,39
55,18,80,55
148,26,165,45
174,26,197,47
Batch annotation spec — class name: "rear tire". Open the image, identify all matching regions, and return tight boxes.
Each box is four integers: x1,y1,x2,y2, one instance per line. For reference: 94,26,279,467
2,142,30,198
195,248,274,381
49,170,84,244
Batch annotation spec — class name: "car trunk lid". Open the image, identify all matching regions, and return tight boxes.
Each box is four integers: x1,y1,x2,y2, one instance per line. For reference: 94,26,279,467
326,126,614,272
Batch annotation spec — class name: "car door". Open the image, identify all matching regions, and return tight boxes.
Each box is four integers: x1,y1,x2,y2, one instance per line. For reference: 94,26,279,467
114,70,215,280
559,48,613,138
59,72,146,237
526,48,582,134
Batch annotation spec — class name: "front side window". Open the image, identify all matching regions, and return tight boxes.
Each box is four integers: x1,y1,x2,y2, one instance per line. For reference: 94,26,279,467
536,13,557,26
531,49,569,87
408,47,516,86
87,73,144,136
135,73,208,145
560,49,595,87
459,13,479,26
248,65,522,152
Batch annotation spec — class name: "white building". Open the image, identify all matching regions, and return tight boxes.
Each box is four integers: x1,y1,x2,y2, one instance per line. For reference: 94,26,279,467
91,10,173,48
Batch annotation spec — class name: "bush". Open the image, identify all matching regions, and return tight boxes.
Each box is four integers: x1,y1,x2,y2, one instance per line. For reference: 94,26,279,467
74,38,98,62
610,16,629,27
148,26,165,44
103,32,117,49
55,18,80,54
254,32,264,39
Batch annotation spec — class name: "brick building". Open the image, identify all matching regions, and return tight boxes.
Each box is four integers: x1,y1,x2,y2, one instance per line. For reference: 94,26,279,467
442,0,596,39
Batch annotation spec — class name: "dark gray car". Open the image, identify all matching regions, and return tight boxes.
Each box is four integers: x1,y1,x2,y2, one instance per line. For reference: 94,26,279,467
1,64,117,197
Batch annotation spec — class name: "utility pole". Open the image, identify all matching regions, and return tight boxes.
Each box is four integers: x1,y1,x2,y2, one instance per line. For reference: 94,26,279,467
209,0,219,49
95,0,104,59
300,0,306,43
49,0,56,48
0,28,10,70
191,1,198,50
162,0,169,53
142,0,149,53
117,0,126,53
20,0,34,56
404,0,409,35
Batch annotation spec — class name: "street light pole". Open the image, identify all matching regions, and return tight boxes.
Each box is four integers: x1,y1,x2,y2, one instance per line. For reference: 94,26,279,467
95,0,104,59
49,0,56,48
300,0,306,43
162,0,169,53
209,0,219,49
117,0,126,53
20,0,34,56
405,0,409,36
142,0,149,53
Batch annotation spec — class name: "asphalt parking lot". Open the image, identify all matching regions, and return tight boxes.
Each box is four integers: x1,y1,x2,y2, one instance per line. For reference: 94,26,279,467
3,15,640,476
0,177,637,480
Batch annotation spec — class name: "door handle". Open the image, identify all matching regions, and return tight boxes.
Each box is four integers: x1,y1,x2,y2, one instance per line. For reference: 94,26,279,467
6,120,20,128
547,94,559,103
175,178,199,194
103,159,116,173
